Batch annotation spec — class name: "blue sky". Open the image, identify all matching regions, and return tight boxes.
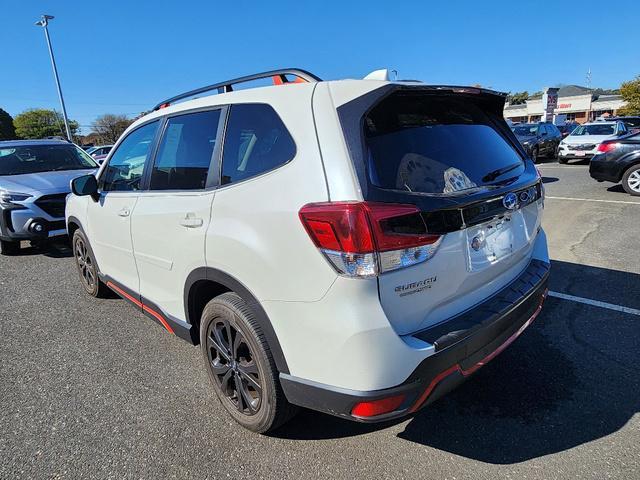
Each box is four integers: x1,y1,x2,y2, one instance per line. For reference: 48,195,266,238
2,0,638,134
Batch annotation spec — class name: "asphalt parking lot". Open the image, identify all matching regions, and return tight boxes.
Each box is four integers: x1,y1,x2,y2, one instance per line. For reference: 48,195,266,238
1,159,639,479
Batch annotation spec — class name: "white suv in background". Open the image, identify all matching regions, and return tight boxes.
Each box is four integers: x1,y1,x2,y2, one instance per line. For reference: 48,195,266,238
558,121,627,163
67,68,550,433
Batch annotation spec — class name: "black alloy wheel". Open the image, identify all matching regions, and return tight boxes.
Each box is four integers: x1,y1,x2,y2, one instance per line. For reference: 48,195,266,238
206,317,262,415
74,235,96,291
72,230,110,297
531,146,539,164
200,292,297,433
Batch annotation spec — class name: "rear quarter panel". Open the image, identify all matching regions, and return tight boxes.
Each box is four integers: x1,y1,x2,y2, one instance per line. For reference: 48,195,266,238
205,85,337,303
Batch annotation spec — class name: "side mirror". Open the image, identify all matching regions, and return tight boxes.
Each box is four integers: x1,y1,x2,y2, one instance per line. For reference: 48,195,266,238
71,174,98,201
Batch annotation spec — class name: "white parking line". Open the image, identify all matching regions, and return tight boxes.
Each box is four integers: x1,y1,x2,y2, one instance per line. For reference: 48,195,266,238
546,196,640,205
548,291,640,316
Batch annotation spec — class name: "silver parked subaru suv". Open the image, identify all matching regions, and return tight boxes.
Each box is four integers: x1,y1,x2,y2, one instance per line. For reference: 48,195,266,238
0,139,97,254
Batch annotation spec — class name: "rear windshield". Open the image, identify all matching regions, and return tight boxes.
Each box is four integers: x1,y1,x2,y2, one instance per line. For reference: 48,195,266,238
0,144,97,176
571,124,615,136
364,93,524,195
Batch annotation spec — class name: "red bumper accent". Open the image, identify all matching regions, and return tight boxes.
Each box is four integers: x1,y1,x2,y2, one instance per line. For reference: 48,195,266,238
408,289,548,413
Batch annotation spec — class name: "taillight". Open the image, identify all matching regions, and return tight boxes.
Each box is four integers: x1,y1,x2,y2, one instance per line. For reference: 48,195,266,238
351,394,406,418
597,142,618,153
299,202,442,277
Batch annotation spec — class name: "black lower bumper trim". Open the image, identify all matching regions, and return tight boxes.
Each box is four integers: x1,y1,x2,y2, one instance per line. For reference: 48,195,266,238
280,259,550,422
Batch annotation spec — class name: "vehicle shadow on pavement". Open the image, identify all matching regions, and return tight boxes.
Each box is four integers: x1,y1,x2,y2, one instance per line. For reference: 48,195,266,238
275,261,640,464
14,238,74,258
541,176,559,184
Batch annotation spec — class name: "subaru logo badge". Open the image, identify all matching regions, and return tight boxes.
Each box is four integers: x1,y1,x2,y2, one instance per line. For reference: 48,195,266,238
503,192,518,210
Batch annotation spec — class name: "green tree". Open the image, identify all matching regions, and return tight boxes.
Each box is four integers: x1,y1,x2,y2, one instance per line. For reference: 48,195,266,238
507,91,529,105
13,108,79,139
90,114,133,144
618,75,640,115
0,108,16,140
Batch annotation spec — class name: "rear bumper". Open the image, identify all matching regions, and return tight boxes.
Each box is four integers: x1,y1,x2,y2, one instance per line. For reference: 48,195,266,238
559,146,597,160
589,156,623,183
280,259,550,422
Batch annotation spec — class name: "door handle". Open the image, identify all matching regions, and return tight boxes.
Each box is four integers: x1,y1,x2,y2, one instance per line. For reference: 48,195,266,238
180,214,203,228
118,208,131,217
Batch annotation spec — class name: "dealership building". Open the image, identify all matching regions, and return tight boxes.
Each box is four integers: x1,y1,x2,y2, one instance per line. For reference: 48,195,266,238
503,85,627,124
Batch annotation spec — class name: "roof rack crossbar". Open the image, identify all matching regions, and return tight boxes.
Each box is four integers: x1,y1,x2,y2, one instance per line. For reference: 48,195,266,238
152,68,321,111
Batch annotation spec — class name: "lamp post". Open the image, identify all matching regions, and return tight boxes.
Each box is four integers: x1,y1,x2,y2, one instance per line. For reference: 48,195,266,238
35,14,72,141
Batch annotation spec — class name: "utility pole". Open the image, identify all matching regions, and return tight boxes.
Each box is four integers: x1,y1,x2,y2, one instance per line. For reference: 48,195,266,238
35,14,72,141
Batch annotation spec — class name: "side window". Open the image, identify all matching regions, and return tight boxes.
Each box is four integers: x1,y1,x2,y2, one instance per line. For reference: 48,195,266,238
221,104,295,185
150,110,221,190
101,121,159,192
539,125,547,135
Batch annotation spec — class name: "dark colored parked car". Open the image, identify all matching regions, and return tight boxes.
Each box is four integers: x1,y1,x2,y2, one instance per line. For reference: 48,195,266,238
512,122,562,163
589,131,640,196
609,117,640,133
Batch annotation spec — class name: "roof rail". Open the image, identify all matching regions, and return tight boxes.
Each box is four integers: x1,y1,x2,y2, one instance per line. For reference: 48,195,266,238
152,68,322,111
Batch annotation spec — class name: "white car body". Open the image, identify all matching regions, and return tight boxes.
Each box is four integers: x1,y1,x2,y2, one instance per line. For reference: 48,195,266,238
559,121,627,160
66,69,550,428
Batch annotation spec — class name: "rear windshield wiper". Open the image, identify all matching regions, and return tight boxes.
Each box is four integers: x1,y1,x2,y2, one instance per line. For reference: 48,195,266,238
482,163,522,182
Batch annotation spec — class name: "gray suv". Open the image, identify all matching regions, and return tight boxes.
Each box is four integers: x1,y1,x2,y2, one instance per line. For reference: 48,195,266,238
0,139,97,254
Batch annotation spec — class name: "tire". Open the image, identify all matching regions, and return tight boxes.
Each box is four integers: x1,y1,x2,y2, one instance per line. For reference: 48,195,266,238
622,164,640,196
558,156,568,164
200,292,297,433
0,239,20,255
72,230,110,297
531,147,539,164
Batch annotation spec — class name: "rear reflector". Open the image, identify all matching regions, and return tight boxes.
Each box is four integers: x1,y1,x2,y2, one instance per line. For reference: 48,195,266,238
351,394,406,418
597,142,618,153
299,202,441,277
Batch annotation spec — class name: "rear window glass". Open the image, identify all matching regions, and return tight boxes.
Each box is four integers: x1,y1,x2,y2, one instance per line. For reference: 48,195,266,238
150,109,221,190
364,93,524,195
221,104,295,185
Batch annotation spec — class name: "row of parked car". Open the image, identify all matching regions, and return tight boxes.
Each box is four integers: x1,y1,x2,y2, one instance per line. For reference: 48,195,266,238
83,144,113,164
511,117,640,196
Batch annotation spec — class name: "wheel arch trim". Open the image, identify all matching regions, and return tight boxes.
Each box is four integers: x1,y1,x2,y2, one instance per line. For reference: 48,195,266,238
184,267,290,374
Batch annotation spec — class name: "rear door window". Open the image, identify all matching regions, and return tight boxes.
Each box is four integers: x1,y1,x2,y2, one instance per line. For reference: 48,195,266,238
220,104,295,185
150,109,221,190
364,92,524,194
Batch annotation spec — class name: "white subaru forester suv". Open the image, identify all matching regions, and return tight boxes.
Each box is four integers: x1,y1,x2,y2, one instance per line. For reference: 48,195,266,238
67,68,550,433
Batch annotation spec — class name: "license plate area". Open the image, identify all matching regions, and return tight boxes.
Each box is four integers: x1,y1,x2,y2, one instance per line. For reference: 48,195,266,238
574,151,586,157
465,212,530,272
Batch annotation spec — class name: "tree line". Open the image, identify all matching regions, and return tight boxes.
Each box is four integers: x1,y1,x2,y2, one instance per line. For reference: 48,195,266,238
506,75,640,115
0,108,135,145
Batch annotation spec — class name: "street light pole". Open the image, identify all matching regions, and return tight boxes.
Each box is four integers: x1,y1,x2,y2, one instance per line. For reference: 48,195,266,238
35,14,72,141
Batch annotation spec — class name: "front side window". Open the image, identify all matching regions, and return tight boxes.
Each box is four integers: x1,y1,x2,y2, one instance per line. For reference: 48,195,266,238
150,110,221,190
513,124,538,136
221,104,295,185
0,144,97,176
101,121,159,192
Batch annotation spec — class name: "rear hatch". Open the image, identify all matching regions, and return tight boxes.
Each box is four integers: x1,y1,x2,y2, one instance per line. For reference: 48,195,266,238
337,86,543,335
